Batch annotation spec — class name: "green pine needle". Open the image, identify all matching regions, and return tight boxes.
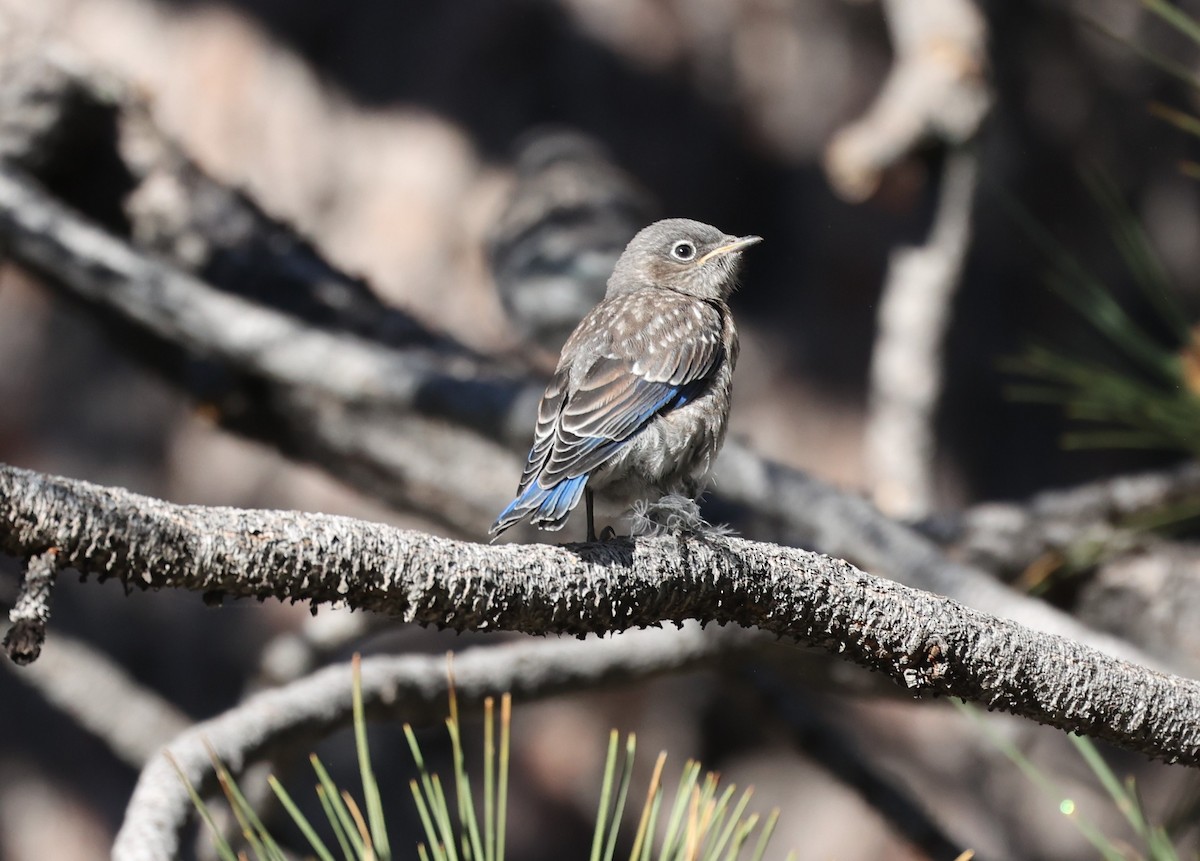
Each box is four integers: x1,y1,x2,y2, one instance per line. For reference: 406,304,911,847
316,784,357,861
749,809,780,861
1081,166,1191,343
959,701,1178,861
660,760,702,860
181,657,783,861
591,731,622,861
1149,101,1200,140
602,734,638,861
1078,11,1200,91
1143,0,1200,47
497,695,512,861
311,755,367,859
268,776,336,861
167,753,240,861
484,698,496,861
210,747,286,861
352,655,390,861
408,778,448,861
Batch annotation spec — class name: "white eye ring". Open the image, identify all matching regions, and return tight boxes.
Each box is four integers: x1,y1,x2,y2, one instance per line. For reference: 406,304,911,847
671,241,696,261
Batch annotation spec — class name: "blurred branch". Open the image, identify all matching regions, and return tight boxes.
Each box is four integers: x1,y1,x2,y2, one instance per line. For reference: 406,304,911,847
255,606,384,686
951,461,1200,577
1078,544,1200,669
827,0,990,518
0,22,529,536
0,20,437,347
708,444,1158,668
114,627,757,861
0,163,528,535
3,463,1200,771
823,0,990,201
4,631,190,767
944,462,1200,671
864,147,980,518
738,663,966,859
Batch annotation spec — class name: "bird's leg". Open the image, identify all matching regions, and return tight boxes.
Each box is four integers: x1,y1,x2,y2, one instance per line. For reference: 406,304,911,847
585,490,597,542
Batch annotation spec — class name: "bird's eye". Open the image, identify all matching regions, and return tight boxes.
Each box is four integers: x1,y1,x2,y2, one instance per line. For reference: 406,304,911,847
670,241,696,261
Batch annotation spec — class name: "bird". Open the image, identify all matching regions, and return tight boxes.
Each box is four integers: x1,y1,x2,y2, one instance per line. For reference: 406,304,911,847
487,127,658,352
490,218,761,541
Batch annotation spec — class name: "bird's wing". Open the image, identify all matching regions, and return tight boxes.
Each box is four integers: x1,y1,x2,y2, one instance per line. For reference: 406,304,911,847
535,294,725,485
492,293,724,534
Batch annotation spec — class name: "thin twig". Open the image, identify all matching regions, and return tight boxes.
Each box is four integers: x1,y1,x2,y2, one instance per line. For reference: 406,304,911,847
3,548,57,664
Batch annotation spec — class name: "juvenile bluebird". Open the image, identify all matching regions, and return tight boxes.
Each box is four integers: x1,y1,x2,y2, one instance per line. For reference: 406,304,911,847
490,218,761,541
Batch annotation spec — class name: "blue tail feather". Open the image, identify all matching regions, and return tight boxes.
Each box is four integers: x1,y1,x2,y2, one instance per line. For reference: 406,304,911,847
491,474,589,535
540,474,587,523
491,378,708,537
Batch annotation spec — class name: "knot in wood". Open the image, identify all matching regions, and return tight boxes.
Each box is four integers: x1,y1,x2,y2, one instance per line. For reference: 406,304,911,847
899,634,952,694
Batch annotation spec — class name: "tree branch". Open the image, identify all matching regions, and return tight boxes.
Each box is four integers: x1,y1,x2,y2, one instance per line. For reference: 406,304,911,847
708,444,1163,669
0,158,1163,674
4,631,190,767
3,547,56,663
3,462,1199,769
823,0,990,201
0,163,529,534
865,147,980,518
0,19,438,349
113,627,757,861
952,461,1200,577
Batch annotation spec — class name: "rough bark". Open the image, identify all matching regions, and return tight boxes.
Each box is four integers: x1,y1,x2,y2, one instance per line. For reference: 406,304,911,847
4,462,1199,770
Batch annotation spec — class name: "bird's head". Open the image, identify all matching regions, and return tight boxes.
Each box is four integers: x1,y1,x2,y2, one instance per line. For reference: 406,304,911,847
608,218,762,301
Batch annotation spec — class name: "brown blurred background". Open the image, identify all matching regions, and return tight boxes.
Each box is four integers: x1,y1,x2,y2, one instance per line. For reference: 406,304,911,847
2,0,1200,858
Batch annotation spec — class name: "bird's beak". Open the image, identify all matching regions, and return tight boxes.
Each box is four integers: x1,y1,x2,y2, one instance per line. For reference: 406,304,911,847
697,234,763,265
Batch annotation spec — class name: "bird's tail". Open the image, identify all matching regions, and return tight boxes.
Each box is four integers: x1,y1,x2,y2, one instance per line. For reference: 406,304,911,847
490,474,589,537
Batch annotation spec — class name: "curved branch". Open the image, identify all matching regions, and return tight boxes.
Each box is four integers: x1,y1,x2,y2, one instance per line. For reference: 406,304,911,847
954,461,1200,576
708,444,1159,669
823,0,990,201
0,165,529,534
113,627,756,861
4,632,190,768
3,548,57,663
3,463,1199,770
0,43,1154,658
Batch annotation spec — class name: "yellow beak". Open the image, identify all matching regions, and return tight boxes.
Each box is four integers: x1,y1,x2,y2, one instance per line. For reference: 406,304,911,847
696,234,763,266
